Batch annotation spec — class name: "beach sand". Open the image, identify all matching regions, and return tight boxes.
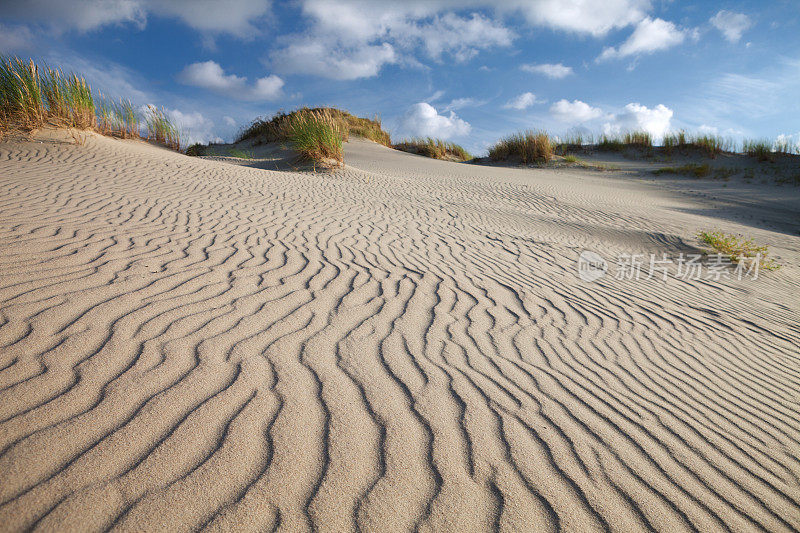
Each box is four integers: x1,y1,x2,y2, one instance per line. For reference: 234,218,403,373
1,131,799,531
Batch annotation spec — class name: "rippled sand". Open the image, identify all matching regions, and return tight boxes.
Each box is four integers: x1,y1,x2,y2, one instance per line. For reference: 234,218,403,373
1,131,798,531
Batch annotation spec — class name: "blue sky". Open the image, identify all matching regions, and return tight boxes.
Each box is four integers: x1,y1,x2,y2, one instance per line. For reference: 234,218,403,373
1,1,798,154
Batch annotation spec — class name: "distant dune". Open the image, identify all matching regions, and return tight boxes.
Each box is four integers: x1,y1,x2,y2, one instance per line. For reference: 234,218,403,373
0,131,798,531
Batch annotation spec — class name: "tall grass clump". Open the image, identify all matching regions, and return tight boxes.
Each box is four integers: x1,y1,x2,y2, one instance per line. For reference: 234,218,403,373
623,131,652,148
742,139,773,161
145,105,180,151
489,130,553,164
597,133,625,151
394,137,471,161
97,96,139,138
0,56,96,131
286,108,344,165
554,133,589,155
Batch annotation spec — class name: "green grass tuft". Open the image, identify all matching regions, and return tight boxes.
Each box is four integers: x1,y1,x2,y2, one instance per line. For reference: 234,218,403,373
285,108,344,165
145,105,180,151
393,137,471,161
489,130,553,164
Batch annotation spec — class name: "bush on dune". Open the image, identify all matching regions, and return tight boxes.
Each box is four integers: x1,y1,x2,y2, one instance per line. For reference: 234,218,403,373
393,137,472,161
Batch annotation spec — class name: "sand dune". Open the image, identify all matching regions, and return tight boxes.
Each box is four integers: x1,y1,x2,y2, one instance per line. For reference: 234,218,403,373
0,132,799,532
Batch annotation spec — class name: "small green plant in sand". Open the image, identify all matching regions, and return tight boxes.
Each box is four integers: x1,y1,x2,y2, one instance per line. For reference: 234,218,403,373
228,148,254,159
698,231,780,270
489,130,554,164
393,137,471,161
653,163,711,178
563,154,580,163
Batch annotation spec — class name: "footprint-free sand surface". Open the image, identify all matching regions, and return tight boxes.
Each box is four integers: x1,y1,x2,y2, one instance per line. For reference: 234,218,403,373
1,132,799,532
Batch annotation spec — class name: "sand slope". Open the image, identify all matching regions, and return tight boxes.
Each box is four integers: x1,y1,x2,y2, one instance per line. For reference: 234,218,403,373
0,132,799,532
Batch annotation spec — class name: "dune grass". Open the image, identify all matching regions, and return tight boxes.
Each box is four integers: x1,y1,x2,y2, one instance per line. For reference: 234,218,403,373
145,105,180,151
653,163,711,178
698,231,779,270
393,137,471,161
1,56,96,130
742,139,774,161
285,108,344,165
236,107,390,148
1,55,180,150
662,132,730,158
489,130,553,164
97,96,139,138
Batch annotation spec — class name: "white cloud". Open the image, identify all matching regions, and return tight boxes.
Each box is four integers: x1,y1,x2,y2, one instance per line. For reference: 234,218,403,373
0,23,35,52
223,116,237,127
503,0,649,37
443,97,481,112
598,17,686,61
504,92,540,110
271,41,396,80
165,108,221,146
398,102,471,138
698,124,719,135
520,62,573,79
550,99,604,123
178,61,283,101
604,103,673,139
271,0,652,80
1,0,271,37
400,12,514,62
710,11,752,43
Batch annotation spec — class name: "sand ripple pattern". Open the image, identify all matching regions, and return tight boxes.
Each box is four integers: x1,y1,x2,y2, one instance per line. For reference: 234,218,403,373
0,136,799,532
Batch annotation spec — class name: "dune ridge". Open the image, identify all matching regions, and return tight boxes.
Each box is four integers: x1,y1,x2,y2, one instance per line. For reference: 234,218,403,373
0,132,799,531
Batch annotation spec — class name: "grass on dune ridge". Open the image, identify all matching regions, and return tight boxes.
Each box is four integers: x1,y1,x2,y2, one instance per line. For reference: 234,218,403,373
235,107,391,166
393,137,472,161
489,130,554,164
1,55,180,149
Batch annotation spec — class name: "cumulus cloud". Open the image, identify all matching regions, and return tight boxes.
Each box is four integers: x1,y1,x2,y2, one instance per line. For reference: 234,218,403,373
398,102,471,138
271,41,396,80
604,103,673,139
164,108,221,145
550,99,604,123
271,0,653,80
504,92,540,110
503,0,649,36
710,11,752,43
178,61,283,101
598,17,687,61
520,62,573,79
1,0,271,37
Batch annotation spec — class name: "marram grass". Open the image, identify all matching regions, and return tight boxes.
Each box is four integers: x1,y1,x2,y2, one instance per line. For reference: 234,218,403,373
489,130,554,164
393,137,472,161
1,55,180,150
